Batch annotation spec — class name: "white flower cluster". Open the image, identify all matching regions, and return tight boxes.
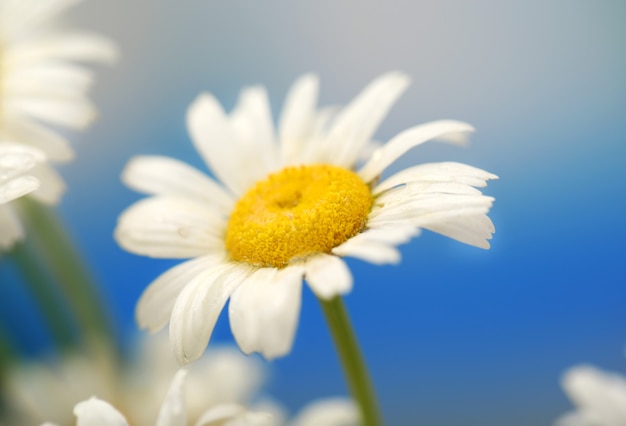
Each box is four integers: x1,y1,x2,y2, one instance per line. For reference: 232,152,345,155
3,335,358,426
0,0,116,249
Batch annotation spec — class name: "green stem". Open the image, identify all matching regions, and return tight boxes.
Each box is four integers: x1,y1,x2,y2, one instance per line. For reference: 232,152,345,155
0,323,18,384
319,296,383,426
15,198,117,356
11,241,79,351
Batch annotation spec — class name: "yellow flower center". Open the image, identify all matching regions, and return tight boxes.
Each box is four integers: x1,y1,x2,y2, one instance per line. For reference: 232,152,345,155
225,164,373,268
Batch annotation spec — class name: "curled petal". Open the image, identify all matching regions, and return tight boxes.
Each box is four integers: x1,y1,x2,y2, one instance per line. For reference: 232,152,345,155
359,120,476,183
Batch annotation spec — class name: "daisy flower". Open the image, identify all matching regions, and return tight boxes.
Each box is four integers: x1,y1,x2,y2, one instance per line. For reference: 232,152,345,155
0,0,117,249
57,380,359,426
0,142,44,246
115,72,497,364
556,362,626,426
3,335,265,426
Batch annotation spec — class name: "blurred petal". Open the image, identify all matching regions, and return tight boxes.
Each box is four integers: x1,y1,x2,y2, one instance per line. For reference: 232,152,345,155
0,142,45,176
0,204,24,250
73,397,129,426
5,32,117,65
561,365,626,424
0,0,80,39
0,117,74,162
156,369,187,426
0,175,40,203
194,404,245,426
28,164,65,204
195,404,273,426
5,95,97,130
289,398,360,426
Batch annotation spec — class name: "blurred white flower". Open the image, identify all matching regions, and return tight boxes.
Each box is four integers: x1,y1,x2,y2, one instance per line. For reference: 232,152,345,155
0,0,117,249
0,142,44,246
2,335,264,426
115,72,497,364
556,362,626,426
55,381,359,426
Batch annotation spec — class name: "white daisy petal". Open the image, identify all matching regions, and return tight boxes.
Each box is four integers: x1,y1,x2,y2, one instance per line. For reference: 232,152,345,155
422,214,495,249
0,144,44,200
187,91,279,196
296,106,340,164
333,238,401,265
229,266,304,359
278,73,319,165
374,162,498,195
3,65,95,101
358,120,476,183
122,156,235,215
323,71,410,168
155,369,188,426
560,365,626,425
354,226,420,246
0,142,45,174
115,196,226,258
0,175,40,203
230,86,280,179
304,254,353,300
194,404,273,426
136,255,226,333
0,0,80,40
5,95,97,130
0,204,24,249
289,398,360,426
186,93,242,195
170,263,251,365
73,397,129,426
194,404,246,426
5,32,117,66
0,116,74,162
27,164,66,204
554,412,588,426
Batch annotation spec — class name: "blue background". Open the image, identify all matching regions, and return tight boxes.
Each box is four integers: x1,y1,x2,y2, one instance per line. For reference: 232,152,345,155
1,1,625,425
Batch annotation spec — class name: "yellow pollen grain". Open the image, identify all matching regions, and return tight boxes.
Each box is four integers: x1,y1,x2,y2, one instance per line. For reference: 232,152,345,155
225,164,373,268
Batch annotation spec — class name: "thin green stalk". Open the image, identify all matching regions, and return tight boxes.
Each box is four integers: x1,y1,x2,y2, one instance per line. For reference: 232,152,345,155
16,198,117,356
10,241,79,351
0,323,18,383
319,296,383,426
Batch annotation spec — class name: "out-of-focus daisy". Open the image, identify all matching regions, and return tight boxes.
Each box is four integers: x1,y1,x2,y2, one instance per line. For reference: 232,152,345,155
115,72,497,364
3,335,264,426
556,361,626,426
0,142,44,246
0,0,117,249
55,385,359,426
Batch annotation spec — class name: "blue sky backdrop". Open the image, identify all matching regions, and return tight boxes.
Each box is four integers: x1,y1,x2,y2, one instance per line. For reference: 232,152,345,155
1,1,625,425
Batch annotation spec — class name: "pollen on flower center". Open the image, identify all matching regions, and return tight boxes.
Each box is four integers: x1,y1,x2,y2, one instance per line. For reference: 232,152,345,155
225,164,373,268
